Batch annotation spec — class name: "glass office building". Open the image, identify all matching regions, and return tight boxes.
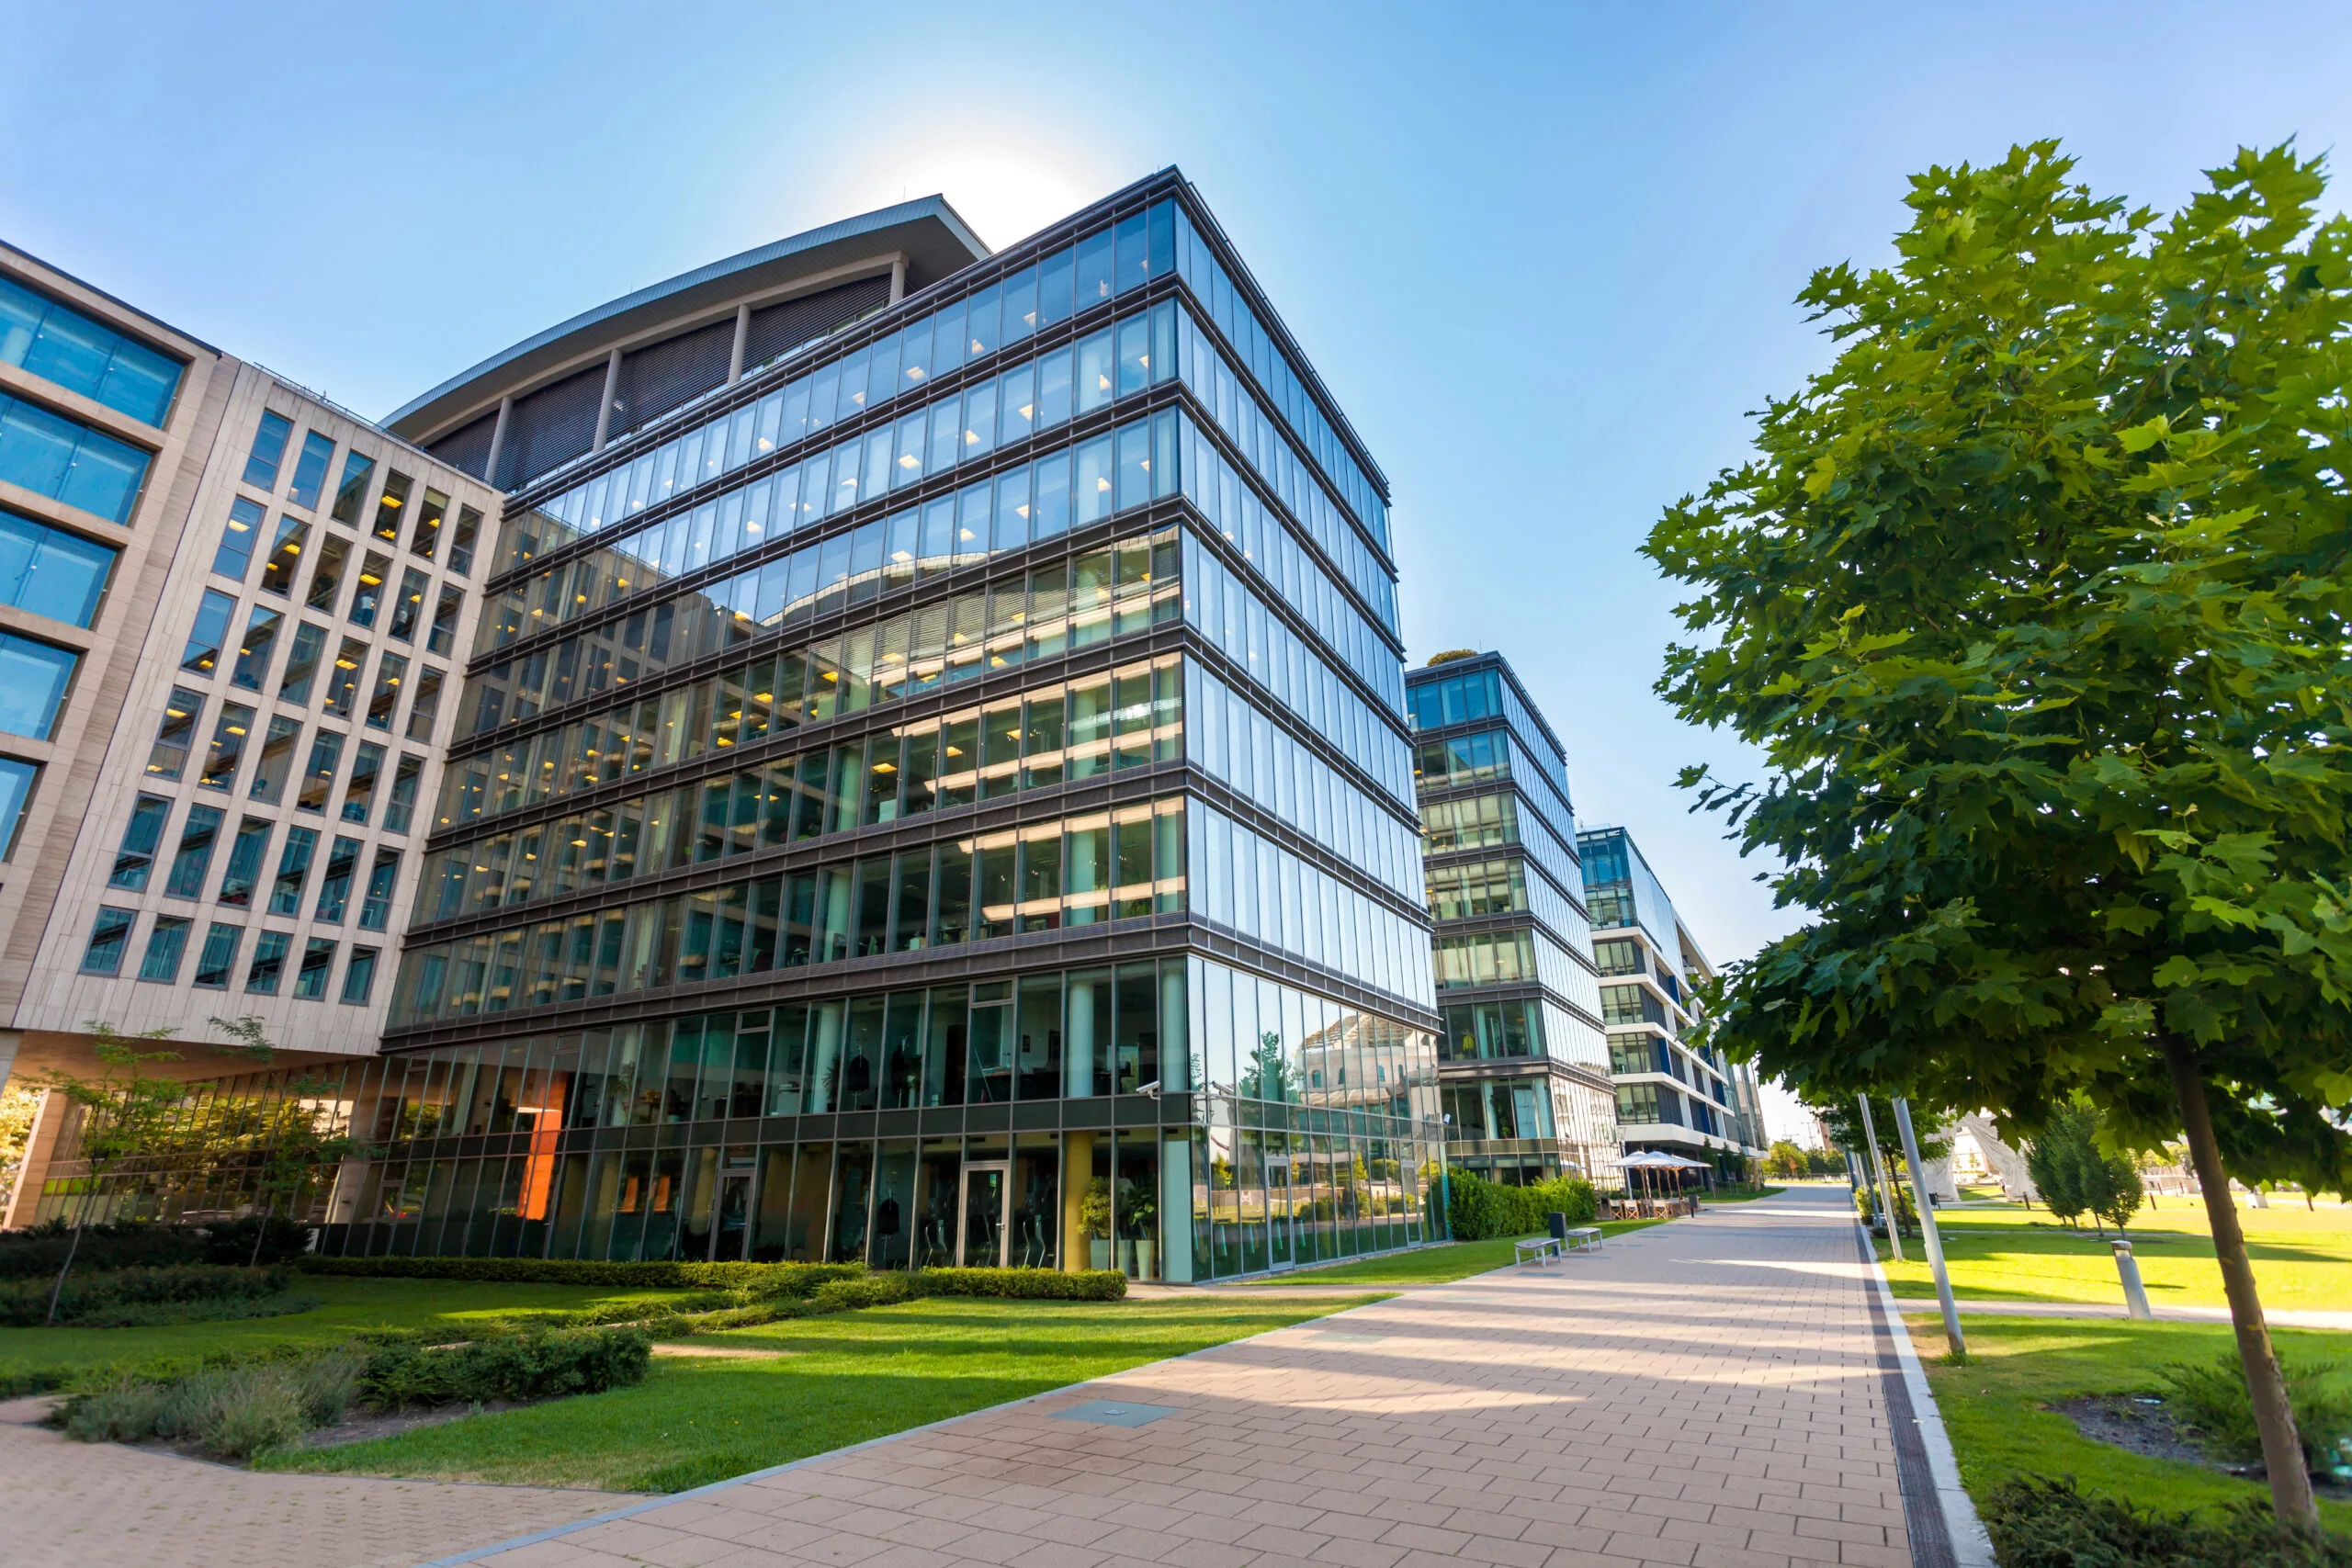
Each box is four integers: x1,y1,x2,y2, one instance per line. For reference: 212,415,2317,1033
175,170,1441,1279
1407,651,1616,1184
1578,824,1765,1176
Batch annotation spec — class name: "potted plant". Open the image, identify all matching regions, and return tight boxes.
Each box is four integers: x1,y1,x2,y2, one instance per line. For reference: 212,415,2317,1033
1081,1178,1114,1269
1125,1184,1159,1281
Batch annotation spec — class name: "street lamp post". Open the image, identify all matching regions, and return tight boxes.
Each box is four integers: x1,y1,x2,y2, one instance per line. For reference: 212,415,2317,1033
1894,1097,1965,1359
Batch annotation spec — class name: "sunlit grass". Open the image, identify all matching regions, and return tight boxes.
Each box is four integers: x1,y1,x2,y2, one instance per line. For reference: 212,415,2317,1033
1232,1220,1666,1285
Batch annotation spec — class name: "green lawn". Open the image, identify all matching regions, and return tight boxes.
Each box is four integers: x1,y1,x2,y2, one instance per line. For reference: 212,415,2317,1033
1701,1185,1786,1204
1874,1199,2352,1312
1232,1220,1665,1285
1909,1314,2352,1534
261,1293,1377,1492
0,1276,704,1389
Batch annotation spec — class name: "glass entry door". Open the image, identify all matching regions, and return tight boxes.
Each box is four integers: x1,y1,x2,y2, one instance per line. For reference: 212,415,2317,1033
958,1163,1009,1267
709,1172,752,1260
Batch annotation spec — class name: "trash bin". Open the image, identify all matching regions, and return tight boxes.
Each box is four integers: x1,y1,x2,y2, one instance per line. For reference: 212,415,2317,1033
1546,1212,1570,1242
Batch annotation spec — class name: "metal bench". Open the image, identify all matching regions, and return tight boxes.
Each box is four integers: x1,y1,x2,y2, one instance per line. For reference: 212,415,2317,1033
1560,1226,1603,1254
1513,1236,1563,1267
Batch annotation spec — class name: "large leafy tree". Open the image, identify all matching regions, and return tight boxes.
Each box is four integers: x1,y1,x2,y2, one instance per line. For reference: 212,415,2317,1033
1645,141,2352,1529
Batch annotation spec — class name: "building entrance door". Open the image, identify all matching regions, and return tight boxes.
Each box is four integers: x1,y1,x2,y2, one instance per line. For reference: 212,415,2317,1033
957,1163,1009,1268
709,1172,752,1260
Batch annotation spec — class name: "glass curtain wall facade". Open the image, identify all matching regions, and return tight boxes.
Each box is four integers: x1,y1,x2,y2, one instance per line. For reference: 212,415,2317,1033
1578,824,1764,1177
1406,652,1615,1184
306,172,1441,1277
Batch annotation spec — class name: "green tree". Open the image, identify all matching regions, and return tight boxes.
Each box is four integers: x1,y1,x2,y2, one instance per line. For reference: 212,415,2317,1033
1767,1140,1810,1179
34,1023,184,1323
2025,1099,2144,1232
1645,141,2352,1529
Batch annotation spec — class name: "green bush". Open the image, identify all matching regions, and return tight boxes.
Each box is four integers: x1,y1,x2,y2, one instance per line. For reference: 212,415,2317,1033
59,1374,170,1443
357,1325,650,1412
2158,1352,2352,1471
0,1217,310,1277
66,1292,320,1329
298,1254,863,1293
1983,1474,2352,1566
915,1267,1126,1300
811,1273,920,1311
1444,1172,1600,1240
0,1265,293,1326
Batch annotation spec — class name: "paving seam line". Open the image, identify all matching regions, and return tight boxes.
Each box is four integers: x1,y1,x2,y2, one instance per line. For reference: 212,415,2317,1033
1854,1219,1996,1568
412,1287,1400,1567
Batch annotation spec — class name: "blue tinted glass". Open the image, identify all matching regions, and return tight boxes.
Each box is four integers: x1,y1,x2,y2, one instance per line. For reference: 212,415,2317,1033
183,588,235,674
1001,265,1038,344
0,632,75,739
0,756,34,855
1035,249,1074,328
964,284,1001,361
244,412,291,489
213,496,262,580
288,431,334,509
1113,214,1148,294
0,275,181,424
0,391,149,524
1076,230,1114,310
18,524,112,626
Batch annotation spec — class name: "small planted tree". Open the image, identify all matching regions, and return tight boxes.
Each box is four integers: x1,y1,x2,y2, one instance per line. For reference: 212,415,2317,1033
1645,142,2352,1528
35,1023,184,1323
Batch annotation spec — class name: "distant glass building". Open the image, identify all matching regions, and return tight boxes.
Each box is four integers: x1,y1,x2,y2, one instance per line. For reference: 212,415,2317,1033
7,171,1446,1280
1577,824,1766,1176
1406,652,1616,1184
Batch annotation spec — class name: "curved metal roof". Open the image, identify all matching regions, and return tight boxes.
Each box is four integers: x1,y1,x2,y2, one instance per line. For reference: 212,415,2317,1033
386,195,989,442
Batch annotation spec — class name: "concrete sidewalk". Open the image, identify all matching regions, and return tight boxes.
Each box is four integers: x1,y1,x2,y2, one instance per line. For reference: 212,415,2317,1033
459,1188,1926,1568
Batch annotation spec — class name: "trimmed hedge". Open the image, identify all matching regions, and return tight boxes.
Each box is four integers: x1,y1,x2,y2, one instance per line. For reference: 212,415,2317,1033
917,1267,1126,1300
0,1217,309,1278
1444,1172,1600,1241
1983,1475,2352,1566
359,1325,651,1411
0,1265,294,1327
297,1255,865,1294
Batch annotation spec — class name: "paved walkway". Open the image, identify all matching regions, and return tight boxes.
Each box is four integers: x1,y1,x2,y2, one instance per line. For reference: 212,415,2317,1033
461,1187,1923,1568
0,1394,635,1568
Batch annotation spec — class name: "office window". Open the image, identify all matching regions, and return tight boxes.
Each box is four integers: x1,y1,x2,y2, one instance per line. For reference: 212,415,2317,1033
370,471,410,545
0,633,75,741
192,922,242,988
382,752,421,833
196,702,254,791
365,652,405,730
108,793,171,890
0,273,182,423
0,510,114,630
0,757,31,858
348,552,389,627
229,607,281,691
0,389,148,525
164,803,225,897
449,505,481,577
340,944,379,1003
245,929,291,994
80,907,135,975
330,449,375,525
342,739,384,824
146,688,201,779
278,622,325,704
322,637,366,716
314,835,360,921
305,534,348,611
359,848,399,931
296,731,342,812
138,915,191,983
404,666,443,742
243,411,292,490
409,487,447,559
257,514,310,596
181,589,236,674
218,817,271,908
250,716,299,802
287,431,335,510
212,496,264,580
268,826,318,915
293,937,335,999
426,586,461,655
389,567,427,641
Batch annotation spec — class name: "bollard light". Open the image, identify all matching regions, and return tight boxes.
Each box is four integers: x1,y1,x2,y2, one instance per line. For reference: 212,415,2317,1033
2111,1238,2154,1320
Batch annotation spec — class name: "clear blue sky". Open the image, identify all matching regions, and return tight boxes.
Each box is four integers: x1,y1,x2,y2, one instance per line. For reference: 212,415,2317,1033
7,2,2347,1130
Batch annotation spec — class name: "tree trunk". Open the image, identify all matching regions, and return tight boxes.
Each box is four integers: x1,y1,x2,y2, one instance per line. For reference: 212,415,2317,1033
45,1177,96,1326
2161,1035,2317,1530
249,1193,272,1267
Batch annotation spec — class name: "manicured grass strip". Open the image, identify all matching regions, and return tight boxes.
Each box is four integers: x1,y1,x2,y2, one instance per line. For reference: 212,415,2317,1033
261,1293,1379,1493
1907,1314,2352,1534
0,1276,704,1389
1699,1186,1786,1204
1237,1220,1665,1286
1871,1199,2352,1311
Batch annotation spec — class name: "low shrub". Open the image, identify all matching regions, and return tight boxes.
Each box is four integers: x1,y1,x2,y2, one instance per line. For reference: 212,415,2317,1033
58,1374,170,1442
811,1273,920,1311
70,1353,361,1460
66,1292,320,1329
1444,1172,1600,1241
357,1325,650,1412
2158,1352,2352,1471
915,1267,1126,1300
297,1255,863,1293
1982,1474,2352,1567
0,1216,309,1277
0,1265,293,1326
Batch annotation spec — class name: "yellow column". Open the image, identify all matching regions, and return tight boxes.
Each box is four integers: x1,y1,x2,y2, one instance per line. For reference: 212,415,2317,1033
1062,1131,1095,1271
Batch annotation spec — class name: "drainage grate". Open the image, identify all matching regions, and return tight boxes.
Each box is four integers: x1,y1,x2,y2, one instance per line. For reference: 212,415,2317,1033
1051,1400,1180,1427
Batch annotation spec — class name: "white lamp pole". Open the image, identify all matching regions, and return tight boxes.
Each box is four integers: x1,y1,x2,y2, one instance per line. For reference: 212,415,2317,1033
1894,1097,1965,1358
